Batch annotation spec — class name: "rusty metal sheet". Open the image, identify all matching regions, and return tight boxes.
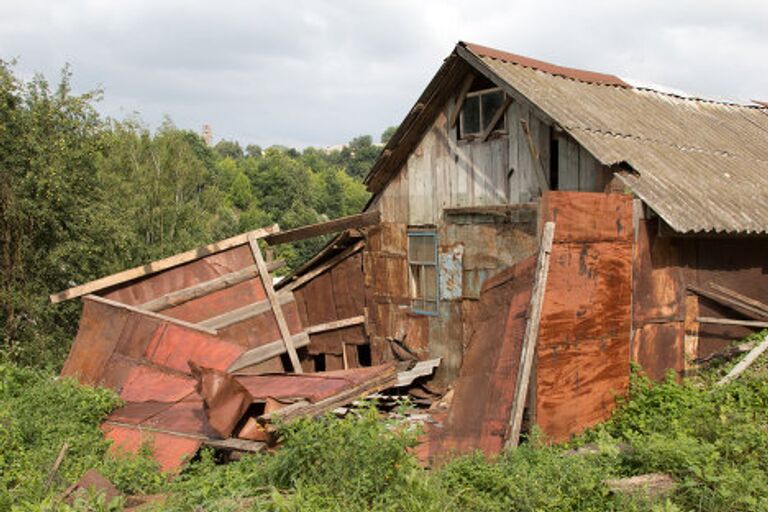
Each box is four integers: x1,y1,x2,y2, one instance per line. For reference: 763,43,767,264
103,244,255,306
631,323,685,382
102,424,202,473
234,363,396,403
162,278,267,323
632,219,683,324
534,192,633,443
428,256,535,461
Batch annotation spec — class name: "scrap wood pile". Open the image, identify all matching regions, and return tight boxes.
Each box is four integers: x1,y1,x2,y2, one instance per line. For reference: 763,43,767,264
50,218,441,472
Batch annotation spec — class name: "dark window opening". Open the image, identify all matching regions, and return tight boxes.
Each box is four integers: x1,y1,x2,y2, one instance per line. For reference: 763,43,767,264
313,354,326,372
357,344,372,367
549,134,559,190
460,88,506,139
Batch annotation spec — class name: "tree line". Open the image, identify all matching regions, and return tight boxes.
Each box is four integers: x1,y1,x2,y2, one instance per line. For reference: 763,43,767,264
0,61,393,367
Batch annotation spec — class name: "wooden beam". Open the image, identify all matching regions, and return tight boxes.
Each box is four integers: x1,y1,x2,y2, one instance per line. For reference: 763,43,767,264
198,291,295,330
248,234,303,373
228,332,311,373
306,315,365,335
697,317,768,329
481,95,513,142
103,420,266,453
50,225,279,304
520,118,550,193
83,295,218,335
139,260,285,312
688,285,768,321
709,283,768,318
449,73,475,128
264,211,380,246
283,240,365,292
718,333,768,386
505,221,555,449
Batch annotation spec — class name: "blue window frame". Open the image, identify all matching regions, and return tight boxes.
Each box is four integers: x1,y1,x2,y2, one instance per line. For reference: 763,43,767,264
408,231,439,316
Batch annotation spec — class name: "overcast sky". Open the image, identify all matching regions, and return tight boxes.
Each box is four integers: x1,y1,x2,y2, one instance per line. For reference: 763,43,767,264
1,0,766,148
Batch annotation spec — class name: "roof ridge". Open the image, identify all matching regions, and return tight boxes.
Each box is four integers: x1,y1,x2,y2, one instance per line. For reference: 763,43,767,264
461,41,629,88
632,86,762,109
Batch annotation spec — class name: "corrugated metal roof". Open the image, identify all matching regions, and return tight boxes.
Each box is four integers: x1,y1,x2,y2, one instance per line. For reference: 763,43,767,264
463,42,768,234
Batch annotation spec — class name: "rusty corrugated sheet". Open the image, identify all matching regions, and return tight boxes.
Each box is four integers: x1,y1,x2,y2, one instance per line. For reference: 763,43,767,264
467,44,768,234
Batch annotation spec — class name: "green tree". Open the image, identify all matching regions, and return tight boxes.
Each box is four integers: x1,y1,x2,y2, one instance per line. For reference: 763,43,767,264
381,125,398,144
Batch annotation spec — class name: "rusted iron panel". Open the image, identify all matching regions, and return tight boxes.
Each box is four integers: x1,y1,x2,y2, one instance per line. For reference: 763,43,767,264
429,257,535,460
102,425,201,473
534,192,633,443
536,337,630,442
217,299,304,350
632,219,684,324
161,278,266,323
540,192,633,243
103,245,255,306
631,323,685,382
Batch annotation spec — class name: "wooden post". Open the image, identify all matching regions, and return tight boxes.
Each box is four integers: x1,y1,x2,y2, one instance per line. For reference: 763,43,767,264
248,234,303,373
505,221,555,449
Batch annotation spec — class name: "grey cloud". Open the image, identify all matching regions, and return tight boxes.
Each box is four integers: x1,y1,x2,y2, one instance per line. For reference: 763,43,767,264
0,0,766,147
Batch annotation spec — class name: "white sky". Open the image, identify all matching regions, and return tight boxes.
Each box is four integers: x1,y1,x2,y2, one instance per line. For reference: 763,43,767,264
1,0,766,148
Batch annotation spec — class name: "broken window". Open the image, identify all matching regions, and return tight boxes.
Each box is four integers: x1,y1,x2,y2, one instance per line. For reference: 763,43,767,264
408,231,439,315
460,88,506,139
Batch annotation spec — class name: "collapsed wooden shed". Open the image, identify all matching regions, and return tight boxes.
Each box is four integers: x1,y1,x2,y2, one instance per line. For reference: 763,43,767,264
53,41,768,466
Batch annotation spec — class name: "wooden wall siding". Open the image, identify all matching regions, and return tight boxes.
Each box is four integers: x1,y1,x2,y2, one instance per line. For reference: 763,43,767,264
292,252,367,366
555,134,608,193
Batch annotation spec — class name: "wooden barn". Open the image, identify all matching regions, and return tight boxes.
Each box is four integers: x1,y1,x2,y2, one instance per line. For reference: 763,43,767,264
54,41,768,463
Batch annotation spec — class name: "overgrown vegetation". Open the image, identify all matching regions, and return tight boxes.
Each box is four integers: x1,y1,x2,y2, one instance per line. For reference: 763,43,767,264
2,332,767,510
0,61,391,369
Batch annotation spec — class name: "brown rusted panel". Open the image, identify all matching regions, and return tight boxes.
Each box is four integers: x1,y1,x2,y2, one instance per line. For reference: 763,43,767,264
534,191,633,443
632,219,684,323
631,323,685,382
404,313,430,357
217,300,303,350
162,277,267,323
103,245,254,306
102,425,201,473
430,257,535,461
325,353,344,371
536,337,630,443
540,192,633,243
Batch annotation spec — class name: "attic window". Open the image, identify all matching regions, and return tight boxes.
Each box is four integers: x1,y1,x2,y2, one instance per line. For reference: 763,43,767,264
408,231,439,315
460,88,506,139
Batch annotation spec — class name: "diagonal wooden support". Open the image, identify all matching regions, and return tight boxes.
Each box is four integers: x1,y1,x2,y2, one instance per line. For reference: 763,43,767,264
248,234,303,373
505,221,555,449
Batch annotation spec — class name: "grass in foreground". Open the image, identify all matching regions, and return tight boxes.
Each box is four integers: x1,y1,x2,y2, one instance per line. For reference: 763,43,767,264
2,330,768,511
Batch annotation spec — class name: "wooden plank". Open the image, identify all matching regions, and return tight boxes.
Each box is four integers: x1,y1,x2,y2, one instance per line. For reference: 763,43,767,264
139,260,285,312
505,221,555,449
50,225,279,304
697,317,768,329
103,421,266,453
83,295,218,335
198,291,295,330
717,333,768,386
481,96,514,142
248,234,303,373
449,73,475,128
709,283,768,317
283,240,365,292
687,285,768,321
306,315,365,335
519,118,550,193
227,332,310,373
264,211,380,246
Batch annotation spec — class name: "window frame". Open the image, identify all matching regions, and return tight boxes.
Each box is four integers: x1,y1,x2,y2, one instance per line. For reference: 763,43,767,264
407,230,439,316
459,87,508,140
